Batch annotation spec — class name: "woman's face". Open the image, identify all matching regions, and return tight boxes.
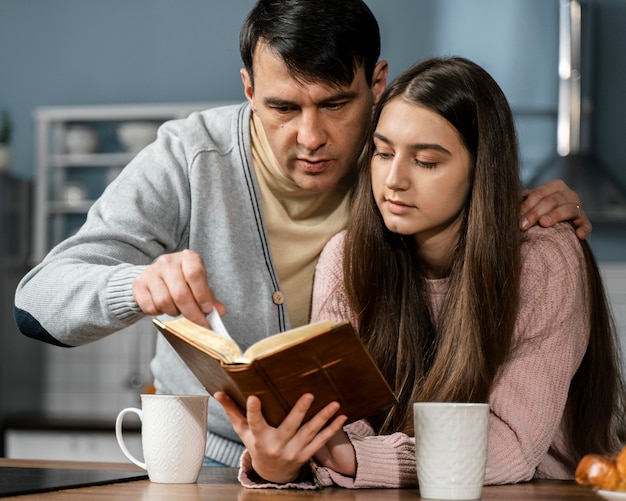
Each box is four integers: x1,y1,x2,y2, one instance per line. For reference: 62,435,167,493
371,96,472,257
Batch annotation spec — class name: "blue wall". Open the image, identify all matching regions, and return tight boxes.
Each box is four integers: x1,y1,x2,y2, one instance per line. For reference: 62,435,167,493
0,0,562,180
1,0,625,259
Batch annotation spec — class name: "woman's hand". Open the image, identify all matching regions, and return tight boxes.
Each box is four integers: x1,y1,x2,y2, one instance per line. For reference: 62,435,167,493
215,391,348,484
314,427,356,477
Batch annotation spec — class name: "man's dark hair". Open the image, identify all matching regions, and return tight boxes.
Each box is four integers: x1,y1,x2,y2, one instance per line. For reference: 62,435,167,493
240,0,381,88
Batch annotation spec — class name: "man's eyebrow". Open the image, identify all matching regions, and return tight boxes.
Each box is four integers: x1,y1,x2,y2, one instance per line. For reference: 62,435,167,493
264,97,294,107
264,90,359,107
373,132,452,155
323,90,359,102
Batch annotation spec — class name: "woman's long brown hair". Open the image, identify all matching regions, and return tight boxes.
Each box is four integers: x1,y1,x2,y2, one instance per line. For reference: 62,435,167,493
343,57,624,465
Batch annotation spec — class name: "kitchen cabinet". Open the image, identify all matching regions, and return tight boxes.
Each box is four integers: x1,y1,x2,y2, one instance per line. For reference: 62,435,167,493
0,173,42,457
32,102,230,263
0,173,31,270
4,416,141,462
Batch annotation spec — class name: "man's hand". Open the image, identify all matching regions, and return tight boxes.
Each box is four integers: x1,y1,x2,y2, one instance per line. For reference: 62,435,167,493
215,392,349,484
521,179,591,240
132,249,225,327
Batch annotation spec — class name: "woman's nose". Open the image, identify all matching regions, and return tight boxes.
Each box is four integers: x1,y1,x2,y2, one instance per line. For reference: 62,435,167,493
385,158,410,191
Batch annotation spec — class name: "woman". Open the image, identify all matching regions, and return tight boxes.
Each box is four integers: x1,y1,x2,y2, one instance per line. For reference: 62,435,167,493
217,56,624,489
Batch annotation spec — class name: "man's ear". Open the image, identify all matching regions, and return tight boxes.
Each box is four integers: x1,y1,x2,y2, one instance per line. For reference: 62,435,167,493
240,68,255,109
371,60,389,105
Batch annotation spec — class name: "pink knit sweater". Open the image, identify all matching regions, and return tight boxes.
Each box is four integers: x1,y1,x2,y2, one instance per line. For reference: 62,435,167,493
239,223,607,489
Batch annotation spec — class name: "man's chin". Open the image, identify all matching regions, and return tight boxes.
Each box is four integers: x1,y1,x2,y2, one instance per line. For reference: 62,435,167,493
293,174,340,193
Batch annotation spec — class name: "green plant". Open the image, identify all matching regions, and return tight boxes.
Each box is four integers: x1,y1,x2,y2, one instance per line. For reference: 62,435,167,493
0,109,12,144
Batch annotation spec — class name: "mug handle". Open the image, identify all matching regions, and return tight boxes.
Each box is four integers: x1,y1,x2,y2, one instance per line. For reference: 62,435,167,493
115,407,146,470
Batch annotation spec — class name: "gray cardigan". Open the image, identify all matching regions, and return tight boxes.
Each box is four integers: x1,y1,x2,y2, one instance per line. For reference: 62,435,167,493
14,102,291,465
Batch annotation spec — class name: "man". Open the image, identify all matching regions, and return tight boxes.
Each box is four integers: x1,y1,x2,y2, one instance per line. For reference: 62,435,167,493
14,0,589,467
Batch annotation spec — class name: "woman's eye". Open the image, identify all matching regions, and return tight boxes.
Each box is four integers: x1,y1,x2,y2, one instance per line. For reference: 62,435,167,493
416,159,438,169
373,151,392,160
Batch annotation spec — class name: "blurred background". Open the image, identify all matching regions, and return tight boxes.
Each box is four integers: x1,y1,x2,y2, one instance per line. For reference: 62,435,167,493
0,0,624,461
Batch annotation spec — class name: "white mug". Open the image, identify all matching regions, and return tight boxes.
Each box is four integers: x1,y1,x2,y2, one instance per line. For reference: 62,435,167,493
116,394,208,483
413,402,490,500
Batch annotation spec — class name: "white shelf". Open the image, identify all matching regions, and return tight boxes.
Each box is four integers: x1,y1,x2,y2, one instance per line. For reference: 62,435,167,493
50,152,134,168
34,102,220,122
47,200,96,213
33,101,233,263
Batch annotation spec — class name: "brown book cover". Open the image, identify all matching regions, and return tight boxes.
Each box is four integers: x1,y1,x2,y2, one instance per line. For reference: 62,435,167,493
154,318,396,427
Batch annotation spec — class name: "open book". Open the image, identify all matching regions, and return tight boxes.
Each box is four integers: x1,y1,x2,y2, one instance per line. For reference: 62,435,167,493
154,317,396,427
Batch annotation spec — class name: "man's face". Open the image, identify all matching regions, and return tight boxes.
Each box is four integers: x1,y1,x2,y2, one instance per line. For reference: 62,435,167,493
241,43,387,193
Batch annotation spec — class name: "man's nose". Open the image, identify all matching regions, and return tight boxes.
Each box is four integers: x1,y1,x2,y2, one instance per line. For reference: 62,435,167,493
297,111,327,151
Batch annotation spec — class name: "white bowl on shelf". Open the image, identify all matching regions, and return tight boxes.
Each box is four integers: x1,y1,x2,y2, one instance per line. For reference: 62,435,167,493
117,122,159,154
65,126,99,154
62,182,87,205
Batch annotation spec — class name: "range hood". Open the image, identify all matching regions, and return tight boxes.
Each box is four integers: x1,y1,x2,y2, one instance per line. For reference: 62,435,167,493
529,0,626,222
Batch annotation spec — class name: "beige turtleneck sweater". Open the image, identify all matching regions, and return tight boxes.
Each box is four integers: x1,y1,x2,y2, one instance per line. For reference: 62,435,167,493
249,113,352,328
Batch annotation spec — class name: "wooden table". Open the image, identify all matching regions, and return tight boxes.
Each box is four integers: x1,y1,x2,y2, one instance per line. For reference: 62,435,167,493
0,458,605,500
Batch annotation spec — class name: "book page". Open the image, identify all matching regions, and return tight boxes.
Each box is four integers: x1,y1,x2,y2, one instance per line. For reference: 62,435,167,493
241,320,338,361
155,318,243,363
156,318,344,364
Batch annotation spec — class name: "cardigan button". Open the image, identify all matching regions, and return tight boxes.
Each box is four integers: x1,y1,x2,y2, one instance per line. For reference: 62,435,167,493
272,291,284,305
